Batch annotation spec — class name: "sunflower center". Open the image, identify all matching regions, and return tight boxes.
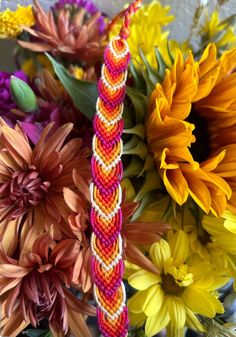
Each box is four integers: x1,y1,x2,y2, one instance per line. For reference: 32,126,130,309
0,169,51,220
161,273,184,296
187,105,211,163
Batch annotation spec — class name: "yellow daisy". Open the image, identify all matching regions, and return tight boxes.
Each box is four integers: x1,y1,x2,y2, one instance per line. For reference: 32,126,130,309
127,230,228,337
147,44,236,216
0,5,35,39
109,1,174,68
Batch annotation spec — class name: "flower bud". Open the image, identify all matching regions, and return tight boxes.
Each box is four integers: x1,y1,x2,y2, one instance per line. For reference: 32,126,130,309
10,76,37,112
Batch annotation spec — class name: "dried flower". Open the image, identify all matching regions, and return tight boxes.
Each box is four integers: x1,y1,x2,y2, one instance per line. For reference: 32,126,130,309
0,229,95,337
53,0,106,34
0,121,90,255
18,0,107,64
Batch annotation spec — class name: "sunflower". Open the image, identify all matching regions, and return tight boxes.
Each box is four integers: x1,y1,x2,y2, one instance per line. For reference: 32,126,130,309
0,120,90,254
127,230,229,337
109,1,174,69
0,229,95,337
147,44,236,216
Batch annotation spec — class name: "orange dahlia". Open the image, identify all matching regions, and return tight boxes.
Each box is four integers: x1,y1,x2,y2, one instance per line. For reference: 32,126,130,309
0,229,95,337
147,44,236,216
0,120,90,254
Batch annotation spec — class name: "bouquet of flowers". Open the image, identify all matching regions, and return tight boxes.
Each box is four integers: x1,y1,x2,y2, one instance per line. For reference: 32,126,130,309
0,0,236,337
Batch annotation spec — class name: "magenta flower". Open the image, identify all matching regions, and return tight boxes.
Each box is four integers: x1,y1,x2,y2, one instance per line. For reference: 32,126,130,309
0,71,28,125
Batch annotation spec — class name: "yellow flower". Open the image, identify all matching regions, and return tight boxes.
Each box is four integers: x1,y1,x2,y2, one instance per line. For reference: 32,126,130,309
203,211,236,255
201,10,236,49
147,44,236,216
21,54,53,79
109,1,174,68
0,5,35,39
127,230,228,337
70,66,84,80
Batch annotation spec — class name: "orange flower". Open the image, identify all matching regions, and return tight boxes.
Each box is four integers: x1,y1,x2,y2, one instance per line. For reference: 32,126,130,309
0,121,90,255
0,229,95,337
147,44,236,216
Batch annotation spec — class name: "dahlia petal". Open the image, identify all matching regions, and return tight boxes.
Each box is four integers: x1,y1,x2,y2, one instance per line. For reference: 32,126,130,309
126,242,159,275
67,307,92,337
1,309,29,337
166,296,186,329
2,126,33,165
0,264,29,278
65,288,96,316
145,300,169,337
38,123,73,164
5,284,21,316
1,219,18,256
63,188,86,213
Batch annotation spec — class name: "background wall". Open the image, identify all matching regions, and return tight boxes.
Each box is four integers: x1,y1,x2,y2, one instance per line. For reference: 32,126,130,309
1,0,236,39
0,0,236,71
0,0,236,70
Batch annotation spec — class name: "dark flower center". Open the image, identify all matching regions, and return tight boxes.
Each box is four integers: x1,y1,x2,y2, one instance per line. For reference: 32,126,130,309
0,169,51,220
161,273,184,296
187,105,211,163
198,229,212,246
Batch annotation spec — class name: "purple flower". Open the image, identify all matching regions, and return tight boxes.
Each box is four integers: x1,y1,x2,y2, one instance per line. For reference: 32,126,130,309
0,71,28,125
52,0,106,34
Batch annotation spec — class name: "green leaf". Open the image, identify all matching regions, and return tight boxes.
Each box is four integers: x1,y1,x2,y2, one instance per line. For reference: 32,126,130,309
135,170,163,201
124,124,145,140
123,156,143,178
126,87,147,124
131,190,161,221
155,47,168,80
23,329,52,337
46,53,98,120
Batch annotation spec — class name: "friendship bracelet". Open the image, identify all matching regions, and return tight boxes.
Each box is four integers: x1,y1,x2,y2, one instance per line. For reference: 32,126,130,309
90,1,143,336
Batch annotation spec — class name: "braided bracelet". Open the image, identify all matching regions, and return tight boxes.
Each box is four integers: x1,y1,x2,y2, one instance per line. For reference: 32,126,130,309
90,1,143,336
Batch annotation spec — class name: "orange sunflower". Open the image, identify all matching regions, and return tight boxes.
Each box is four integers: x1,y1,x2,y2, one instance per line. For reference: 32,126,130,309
0,120,90,255
147,44,236,216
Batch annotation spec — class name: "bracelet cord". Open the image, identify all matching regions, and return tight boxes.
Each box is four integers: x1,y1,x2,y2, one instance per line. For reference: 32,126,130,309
90,1,143,337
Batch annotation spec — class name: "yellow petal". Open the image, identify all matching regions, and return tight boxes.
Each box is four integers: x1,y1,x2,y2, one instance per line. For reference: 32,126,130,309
129,311,146,327
185,306,204,332
145,300,170,337
168,230,189,266
163,168,189,205
142,284,164,316
128,289,150,313
223,210,236,234
182,286,224,317
150,240,171,270
166,296,186,329
129,269,160,290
